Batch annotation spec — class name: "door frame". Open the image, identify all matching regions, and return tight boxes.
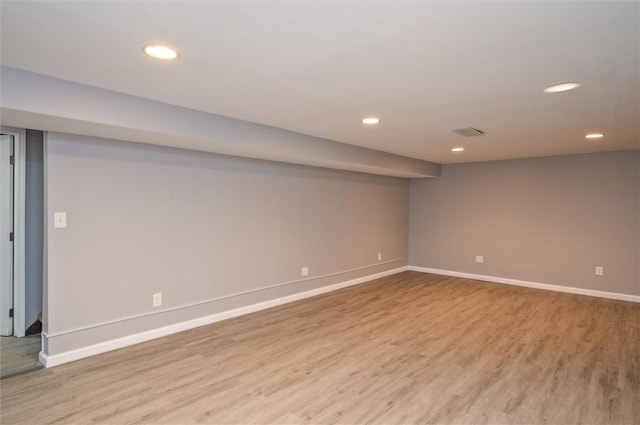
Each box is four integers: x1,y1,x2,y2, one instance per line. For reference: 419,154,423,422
1,126,26,337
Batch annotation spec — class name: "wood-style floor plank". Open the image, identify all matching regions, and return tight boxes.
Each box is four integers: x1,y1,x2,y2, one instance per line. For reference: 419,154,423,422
1,271,638,424
0,334,43,379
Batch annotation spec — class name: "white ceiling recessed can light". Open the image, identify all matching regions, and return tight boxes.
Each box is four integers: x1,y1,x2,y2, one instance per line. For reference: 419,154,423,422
543,82,580,93
362,117,380,125
451,147,465,152
143,45,179,60
585,133,604,139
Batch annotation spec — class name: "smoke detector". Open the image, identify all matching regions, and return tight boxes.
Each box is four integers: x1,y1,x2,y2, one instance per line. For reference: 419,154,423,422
452,127,485,137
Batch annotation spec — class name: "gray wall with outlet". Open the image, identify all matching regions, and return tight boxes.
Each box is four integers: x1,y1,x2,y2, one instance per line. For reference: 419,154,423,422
44,132,409,355
409,150,640,296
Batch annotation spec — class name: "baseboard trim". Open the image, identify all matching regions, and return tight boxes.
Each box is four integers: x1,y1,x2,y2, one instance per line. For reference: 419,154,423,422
42,265,408,368
39,351,47,367
408,266,640,303
46,258,405,339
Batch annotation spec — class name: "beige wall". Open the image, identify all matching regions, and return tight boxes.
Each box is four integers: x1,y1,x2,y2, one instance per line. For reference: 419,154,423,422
409,150,640,296
45,132,409,356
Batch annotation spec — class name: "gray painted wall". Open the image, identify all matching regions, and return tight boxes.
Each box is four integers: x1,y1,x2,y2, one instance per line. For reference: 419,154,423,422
45,132,409,355
409,150,640,296
25,129,44,329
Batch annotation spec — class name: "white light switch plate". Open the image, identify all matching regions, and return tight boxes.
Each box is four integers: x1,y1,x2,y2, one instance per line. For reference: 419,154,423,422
54,212,67,228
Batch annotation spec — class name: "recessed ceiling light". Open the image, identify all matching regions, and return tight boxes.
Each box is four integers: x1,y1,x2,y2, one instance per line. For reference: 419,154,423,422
543,82,580,93
585,133,604,139
362,117,380,125
143,45,179,60
451,147,465,152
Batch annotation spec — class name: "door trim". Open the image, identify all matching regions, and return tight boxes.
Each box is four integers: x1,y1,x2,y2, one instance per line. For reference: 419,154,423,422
1,127,26,337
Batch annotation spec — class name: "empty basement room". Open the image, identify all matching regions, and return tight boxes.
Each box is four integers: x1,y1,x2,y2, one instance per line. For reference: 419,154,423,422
0,2,638,425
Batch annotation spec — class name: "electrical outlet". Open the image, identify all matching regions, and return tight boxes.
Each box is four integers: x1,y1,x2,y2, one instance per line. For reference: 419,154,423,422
301,266,309,277
475,255,484,264
152,293,162,307
378,252,382,261
595,266,604,276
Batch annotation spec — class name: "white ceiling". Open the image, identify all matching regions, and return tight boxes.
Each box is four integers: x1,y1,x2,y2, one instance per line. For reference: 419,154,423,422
1,1,638,164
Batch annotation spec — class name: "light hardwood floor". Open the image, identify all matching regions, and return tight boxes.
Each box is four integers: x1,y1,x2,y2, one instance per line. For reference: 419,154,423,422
1,271,638,424
0,334,42,379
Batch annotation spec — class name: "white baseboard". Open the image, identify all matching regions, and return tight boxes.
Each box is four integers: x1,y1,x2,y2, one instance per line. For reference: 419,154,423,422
42,266,408,368
39,351,47,366
408,266,640,303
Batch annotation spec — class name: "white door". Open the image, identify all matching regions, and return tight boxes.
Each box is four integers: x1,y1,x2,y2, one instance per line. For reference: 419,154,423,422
0,134,14,336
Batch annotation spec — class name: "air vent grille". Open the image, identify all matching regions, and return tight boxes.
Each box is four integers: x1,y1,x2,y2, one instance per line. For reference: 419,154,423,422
452,127,485,137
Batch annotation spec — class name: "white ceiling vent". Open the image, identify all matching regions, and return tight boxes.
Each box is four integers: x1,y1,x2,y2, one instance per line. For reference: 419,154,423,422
452,127,485,137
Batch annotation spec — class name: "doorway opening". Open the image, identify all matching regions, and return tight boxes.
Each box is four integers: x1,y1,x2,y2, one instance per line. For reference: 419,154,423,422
1,128,44,379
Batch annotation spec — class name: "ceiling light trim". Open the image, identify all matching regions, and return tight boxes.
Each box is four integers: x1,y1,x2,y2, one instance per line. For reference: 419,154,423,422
143,45,180,61
362,117,381,125
585,133,604,139
543,82,580,93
